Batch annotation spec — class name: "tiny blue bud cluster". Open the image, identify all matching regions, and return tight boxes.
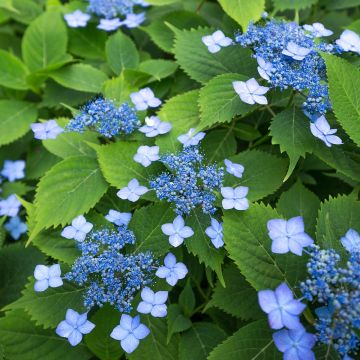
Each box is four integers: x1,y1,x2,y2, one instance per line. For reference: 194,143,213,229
236,19,341,117
87,0,134,18
66,97,140,137
65,225,155,313
149,146,224,215
300,244,360,357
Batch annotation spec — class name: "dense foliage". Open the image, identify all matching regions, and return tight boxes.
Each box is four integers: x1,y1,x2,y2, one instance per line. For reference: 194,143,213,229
0,0,360,359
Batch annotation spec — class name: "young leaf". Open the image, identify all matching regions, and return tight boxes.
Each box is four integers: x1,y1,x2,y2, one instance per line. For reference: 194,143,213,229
179,280,196,317
167,304,192,344
139,59,178,81
0,49,29,90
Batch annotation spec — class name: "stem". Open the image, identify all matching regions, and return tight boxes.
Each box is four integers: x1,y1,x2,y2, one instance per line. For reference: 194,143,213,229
265,105,276,117
250,134,270,148
294,9,299,24
196,0,206,13
286,91,295,108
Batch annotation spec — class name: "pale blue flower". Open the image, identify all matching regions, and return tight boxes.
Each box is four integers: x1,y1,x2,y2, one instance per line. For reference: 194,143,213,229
310,115,342,147
201,30,232,53
258,283,306,330
267,216,313,256
336,30,360,54
134,0,150,6
61,215,93,242
137,287,168,317
273,328,316,360
122,12,145,28
303,23,333,38
0,194,21,217
233,78,269,105
341,229,360,252
177,128,205,147
224,159,244,178
282,41,311,60
64,10,91,28
221,186,249,211
1,160,25,182
138,116,172,137
205,218,224,248
4,216,27,240
133,145,160,167
130,88,162,111
161,215,194,247
257,56,273,81
34,264,63,292
97,18,122,31
156,252,188,286
110,314,150,354
56,309,95,346
105,210,132,226
31,120,63,140
117,179,148,202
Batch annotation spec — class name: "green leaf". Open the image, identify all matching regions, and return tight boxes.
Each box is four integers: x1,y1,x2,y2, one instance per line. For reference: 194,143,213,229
0,49,29,90
322,0,359,9
273,0,318,10
167,304,192,343
144,0,179,4
85,306,124,360
32,156,108,234
102,74,137,105
277,181,320,234
1,181,33,198
26,147,60,180
0,309,92,360
106,31,139,75
208,320,280,360
199,74,255,130
270,108,316,180
223,203,306,290
129,203,175,257
205,264,261,320
5,280,85,329
6,0,42,25
179,280,196,317
22,10,71,72
0,100,37,146
0,244,45,309
218,0,265,29
227,150,288,201
139,59,178,81
156,90,200,153
173,27,257,84
186,210,225,286
179,323,227,360
323,54,360,147
43,131,100,159
50,64,108,93
316,194,360,256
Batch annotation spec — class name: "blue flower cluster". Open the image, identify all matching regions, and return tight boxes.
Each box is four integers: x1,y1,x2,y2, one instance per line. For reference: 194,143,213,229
66,98,140,138
300,236,360,358
87,0,135,18
149,146,224,215
65,225,155,313
236,19,340,117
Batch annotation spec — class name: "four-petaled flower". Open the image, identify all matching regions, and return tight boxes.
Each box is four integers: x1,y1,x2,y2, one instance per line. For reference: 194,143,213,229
1,160,25,182
110,314,150,354
161,215,194,247
282,41,311,60
341,228,360,252
117,179,148,202
267,216,313,256
177,128,206,147
138,116,172,137
97,18,122,31
31,120,64,140
34,264,63,292
310,115,342,147
221,186,249,211
336,30,360,54
133,145,160,167
4,216,27,240
273,328,316,360
64,10,91,28
257,57,273,81
0,194,21,217
122,13,145,28
137,287,168,317
233,78,269,105
61,215,93,242
56,309,95,346
156,252,188,286
258,283,306,330
130,88,162,111
105,210,132,226
303,22,333,38
224,159,244,178
201,30,232,53
205,218,224,248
